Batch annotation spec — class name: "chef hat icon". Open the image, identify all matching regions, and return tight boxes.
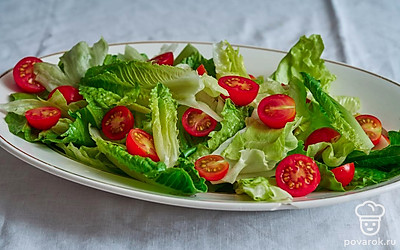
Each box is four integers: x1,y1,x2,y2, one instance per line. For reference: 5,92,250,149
355,201,385,236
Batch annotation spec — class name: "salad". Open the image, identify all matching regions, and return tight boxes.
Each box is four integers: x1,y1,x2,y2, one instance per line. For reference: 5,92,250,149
1,34,400,202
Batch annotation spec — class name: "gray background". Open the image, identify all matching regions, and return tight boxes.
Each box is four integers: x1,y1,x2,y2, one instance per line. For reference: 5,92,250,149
1,0,399,249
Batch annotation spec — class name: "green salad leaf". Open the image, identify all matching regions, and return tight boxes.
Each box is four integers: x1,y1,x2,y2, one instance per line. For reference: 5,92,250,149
213,40,248,78
235,177,292,202
302,72,374,154
149,83,180,168
92,128,206,195
34,38,108,91
271,34,336,91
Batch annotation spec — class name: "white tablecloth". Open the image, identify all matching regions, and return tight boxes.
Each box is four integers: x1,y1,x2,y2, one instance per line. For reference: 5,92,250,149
1,0,399,249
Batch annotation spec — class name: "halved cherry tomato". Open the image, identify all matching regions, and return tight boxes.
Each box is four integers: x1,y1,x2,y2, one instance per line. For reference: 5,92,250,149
331,162,355,187
356,114,382,145
218,76,259,106
126,128,160,162
13,57,45,93
195,155,229,181
304,127,341,150
196,64,207,75
48,86,83,104
25,107,61,130
101,106,134,140
275,154,321,197
149,52,174,65
182,108,217,137
373,134,390,150
257,94,296,129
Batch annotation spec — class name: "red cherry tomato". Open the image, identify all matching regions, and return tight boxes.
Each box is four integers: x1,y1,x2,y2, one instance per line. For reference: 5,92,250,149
275,154,321,197
25,107,61,130
101,106,134,140
304,127,341,150
218,76,259,106
48,86,83,104
331,162,355,187
149,52,174,65
195,155,229,181
126,128,160,162
257,94,296,129
373,134,390,150
182,108,217,137
355,114,382,145
196,64,207,75
13,57,45,93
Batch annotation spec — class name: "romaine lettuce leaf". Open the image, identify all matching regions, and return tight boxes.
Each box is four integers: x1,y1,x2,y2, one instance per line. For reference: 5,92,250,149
235,177,292,202
271,34,336,92
302,72,373,154
34,38,108,91
117,45,148,62
91,128,206,195
213,40,248,78
56,143,125,175
149,84,180,168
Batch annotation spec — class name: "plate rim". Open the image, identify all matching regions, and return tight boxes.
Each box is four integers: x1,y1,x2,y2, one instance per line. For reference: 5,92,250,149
1,40,400,211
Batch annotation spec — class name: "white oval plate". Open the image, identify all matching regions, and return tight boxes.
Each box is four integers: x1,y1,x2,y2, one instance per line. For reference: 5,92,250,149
1,41,400,211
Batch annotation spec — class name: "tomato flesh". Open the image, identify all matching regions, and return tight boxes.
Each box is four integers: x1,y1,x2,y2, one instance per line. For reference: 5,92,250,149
149,52,174,65
331,162,355,187
356,114,382,145
196,64,207,75
195,155,229,181
182,108,217,137
373,134,390,150
304,127,341,150
126,128,160,162
48,86,83,104
275,154,321,197
25,107,61,130
13,57,45,93
257,94,296,129
101,106,134,140
218,76,259,106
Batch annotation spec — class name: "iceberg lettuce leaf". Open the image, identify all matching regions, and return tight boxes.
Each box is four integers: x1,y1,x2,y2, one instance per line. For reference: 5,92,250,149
213,40,248,78
235,177,292,202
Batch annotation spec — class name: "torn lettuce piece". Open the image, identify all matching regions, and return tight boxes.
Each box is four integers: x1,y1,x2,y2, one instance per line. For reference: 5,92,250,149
5,112,72,144
306,137,355,167
302,72,373,154
271,34,336,92
117,45,148,62
56,143,125,175
213,40,248,78
0,90,86,118
220,117,300,183
235,177,292,202
91,128,207,195
347,166,400,190
149,83,180,168
34,38,108,91
334,96,361,114
315,162,346,192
